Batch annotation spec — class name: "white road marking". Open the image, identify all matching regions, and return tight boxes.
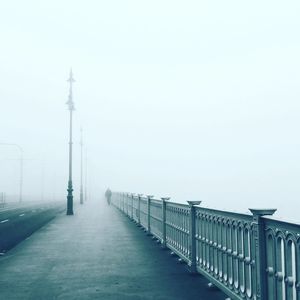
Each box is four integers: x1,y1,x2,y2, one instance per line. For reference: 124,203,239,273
19,213,25,217
0,219,9,223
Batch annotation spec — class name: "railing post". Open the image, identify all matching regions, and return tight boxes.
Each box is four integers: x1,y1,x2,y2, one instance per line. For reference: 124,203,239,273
249,208,277,300
131,194,134,220
125,193,129,216
124,193,126,213
147,195,154,234
161,197,170,248
187,201,201,274
137,194,142,226
126,193,129,216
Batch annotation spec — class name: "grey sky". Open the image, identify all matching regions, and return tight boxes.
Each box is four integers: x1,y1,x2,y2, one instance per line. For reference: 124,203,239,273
0,1,300,221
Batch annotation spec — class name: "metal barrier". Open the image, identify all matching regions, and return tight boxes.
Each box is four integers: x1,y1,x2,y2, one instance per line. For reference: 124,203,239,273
111,192,300,300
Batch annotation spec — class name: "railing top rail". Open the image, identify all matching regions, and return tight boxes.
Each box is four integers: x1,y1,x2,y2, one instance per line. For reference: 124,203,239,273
113,191,299,227
196,206,253,222
150,199,163,206
264,217,300,232
167,201,190,209
152,197,162,202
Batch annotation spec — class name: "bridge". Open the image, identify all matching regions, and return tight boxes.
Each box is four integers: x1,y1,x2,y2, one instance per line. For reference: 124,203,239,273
0,193,299,300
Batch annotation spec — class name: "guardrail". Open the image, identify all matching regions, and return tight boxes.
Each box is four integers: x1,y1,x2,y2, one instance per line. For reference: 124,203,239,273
111,192,300,300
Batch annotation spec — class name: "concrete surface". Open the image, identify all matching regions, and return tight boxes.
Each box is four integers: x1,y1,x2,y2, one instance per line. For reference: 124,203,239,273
0,200,227,300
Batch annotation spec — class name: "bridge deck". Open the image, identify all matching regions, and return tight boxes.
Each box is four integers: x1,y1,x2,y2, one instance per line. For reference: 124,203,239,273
0,200,226,300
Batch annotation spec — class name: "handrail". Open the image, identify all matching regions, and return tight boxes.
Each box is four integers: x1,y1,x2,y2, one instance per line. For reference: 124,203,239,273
110,192,300,300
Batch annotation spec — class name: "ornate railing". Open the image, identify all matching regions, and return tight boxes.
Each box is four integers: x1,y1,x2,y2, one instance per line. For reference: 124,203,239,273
111,192,300,300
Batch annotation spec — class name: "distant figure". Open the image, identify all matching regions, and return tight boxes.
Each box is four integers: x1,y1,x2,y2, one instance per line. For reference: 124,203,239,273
105,188,112,205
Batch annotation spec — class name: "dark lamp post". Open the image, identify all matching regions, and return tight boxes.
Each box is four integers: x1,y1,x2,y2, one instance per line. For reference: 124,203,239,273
80,127,83,205
66,69,75,215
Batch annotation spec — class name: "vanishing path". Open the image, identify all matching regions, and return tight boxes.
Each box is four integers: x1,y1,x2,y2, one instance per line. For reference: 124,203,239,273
0,200,226,300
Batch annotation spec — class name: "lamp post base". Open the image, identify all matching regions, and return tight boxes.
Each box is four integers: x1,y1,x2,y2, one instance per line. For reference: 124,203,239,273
66,181,74,215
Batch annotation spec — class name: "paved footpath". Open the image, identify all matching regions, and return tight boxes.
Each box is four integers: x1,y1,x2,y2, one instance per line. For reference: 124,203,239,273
0,200,226,300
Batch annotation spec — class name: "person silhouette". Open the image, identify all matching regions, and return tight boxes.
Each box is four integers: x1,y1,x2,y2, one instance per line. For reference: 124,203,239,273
105,188,112,205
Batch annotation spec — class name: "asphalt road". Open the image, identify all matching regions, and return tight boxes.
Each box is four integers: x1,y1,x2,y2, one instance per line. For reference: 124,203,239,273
0,201,65,253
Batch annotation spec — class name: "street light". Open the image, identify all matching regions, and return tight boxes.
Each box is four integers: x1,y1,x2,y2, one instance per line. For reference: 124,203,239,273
84,148,88,202
0,143,23,202
66,69,75,215
80,127,83,205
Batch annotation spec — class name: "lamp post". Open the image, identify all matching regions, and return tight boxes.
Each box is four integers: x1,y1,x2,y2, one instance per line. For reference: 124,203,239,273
80,127,83,205
84,148,88,202
0,143,23,202
66,69,75,215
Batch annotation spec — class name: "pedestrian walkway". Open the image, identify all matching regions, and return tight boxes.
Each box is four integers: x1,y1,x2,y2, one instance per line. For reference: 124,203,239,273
0,200,226,300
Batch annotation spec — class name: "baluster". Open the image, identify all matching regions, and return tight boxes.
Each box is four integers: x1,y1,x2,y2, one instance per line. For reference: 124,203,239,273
178,208,181,252
204,214,208,270
186,209,190,257
181,209,184,254
231,223,237,289
195,210,199,264
217,218,221,277
176,207,179,250
171,206,174,248
284,239,294,300
275,236,284,300
237,225,244,293
222,220,228,283
213,217,218,276
208,215,212,273
227,222,234,288
170,206,173,247
199,212,204,268
244,227,252,298
211,216,216,275
205,215,209,271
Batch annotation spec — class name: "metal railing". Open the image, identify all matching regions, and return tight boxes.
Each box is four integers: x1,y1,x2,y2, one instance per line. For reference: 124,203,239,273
111,192,300,300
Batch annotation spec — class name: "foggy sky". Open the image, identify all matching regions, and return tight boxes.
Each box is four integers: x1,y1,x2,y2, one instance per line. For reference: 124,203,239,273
0,1,300,221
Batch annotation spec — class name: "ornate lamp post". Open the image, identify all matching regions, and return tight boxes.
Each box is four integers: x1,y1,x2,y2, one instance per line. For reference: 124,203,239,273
84,148,88,202
80,127,83,205
66,69,75,215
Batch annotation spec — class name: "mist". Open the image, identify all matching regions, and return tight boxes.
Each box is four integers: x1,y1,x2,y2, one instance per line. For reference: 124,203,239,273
0,1,300,222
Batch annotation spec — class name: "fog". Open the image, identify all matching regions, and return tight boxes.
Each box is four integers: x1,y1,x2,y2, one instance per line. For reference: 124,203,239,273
0,1,300,222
